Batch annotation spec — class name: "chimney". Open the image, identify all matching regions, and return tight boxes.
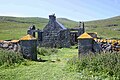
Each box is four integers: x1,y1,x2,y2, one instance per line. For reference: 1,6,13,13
82,22,85,33
49,14,56,22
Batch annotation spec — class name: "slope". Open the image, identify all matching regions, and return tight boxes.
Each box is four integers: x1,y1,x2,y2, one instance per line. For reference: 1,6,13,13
0,16,77,40
0,16,120,40
85,16,120,39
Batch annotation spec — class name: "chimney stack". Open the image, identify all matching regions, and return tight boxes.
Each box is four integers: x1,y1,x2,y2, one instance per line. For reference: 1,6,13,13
49,14,56,22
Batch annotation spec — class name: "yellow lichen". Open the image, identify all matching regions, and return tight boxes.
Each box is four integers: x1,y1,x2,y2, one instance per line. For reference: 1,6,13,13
78,32,93,39
20,34,36,40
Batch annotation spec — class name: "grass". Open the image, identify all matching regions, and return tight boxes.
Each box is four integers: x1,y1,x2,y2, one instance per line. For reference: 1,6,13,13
0,62,81,80
0,49,24,67
66,52,120,79
0,15,120,79
85,16,120,39
0,48,80,80
0,16,48,40
1,15,120,40
0,47,120,80
0,16,77,40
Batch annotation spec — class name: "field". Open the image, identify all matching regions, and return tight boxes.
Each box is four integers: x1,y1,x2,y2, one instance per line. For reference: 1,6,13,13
0,16,120,80
0,16,77,40
0,16,48,40
0,47,119,80
85,16,120,39
0,48,80,80
0,16,120,40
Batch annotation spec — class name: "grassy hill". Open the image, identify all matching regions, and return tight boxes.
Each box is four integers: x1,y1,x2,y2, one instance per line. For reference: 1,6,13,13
0,16,78,40
0,16,120,40
0,16,49,40
57,18,77,28
85,16,120,39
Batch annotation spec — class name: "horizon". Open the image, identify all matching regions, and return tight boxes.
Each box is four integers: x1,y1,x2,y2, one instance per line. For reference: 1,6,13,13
0,15,120,22
0,0,120,21
0,15,119,22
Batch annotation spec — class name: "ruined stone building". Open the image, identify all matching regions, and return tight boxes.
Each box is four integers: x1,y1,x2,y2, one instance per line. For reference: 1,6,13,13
69,22,85,45
77,32,102,57
41,14,71,48
0,35,37,60
19,35,37,60
27,14,85,48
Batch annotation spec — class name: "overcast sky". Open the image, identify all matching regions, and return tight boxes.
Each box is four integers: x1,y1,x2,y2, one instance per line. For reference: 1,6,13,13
0,0,120,21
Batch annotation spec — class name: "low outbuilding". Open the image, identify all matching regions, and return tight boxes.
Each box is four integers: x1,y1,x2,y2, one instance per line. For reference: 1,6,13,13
19,34,37,60
77,32,102,57
78,32,94,57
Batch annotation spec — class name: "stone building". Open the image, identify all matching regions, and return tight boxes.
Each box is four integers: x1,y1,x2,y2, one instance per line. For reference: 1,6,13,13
27,14,85,48
78,32,94,56
42,14,71,48
69,22,85,45
19,35,37,60
78,32,102,57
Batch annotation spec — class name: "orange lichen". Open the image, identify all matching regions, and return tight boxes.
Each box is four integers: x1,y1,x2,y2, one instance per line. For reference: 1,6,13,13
106,39,112,43
20,34,36,40
111,40,117,43
77,32,93,39
11,40,19,43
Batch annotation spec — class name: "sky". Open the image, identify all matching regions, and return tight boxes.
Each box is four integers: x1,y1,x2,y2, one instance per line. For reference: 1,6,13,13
0,0,120,21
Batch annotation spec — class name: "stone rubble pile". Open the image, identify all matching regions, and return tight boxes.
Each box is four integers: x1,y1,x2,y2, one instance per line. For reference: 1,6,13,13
0,40,20,52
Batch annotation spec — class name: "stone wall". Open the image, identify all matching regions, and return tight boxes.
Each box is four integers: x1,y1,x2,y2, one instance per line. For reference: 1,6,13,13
41,14,71,48
0,41,20,52
69,27,84,45
78,39,102,57
0,39,37,61
78,39,93,56
20,40,37,60
27,14,85,48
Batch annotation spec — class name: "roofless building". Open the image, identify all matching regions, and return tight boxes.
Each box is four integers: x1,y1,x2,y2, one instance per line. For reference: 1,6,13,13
42,14,70,48
27,14,85,48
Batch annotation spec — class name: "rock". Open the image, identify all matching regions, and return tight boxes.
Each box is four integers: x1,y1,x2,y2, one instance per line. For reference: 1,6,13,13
13,44,18,52
2,43,9,48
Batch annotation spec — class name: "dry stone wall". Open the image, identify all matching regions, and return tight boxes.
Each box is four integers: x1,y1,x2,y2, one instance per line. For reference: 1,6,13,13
0,41,20,52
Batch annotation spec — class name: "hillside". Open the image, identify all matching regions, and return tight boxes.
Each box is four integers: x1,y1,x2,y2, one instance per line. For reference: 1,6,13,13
0,16,77,40
85,16,120,39
0,16,49,40
57,18,77,28
0,16,120,40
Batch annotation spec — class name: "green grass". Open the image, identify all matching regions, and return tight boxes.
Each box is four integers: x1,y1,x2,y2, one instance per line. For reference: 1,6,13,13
0,15,120,80
66,52,120,79
0,48,80,80
0,47,120,80
0,49,24,66
85,16,120,39
1,16,120,40
0,62,81,80
0,16,77,40
0,16,48,40
57,18,77,28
